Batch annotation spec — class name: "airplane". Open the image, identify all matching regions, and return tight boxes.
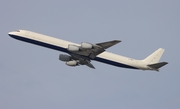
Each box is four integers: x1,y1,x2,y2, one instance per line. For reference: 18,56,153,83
8,30,168,71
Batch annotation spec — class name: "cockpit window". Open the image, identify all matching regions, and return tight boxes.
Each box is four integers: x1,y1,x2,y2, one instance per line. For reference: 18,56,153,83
16,30,20,32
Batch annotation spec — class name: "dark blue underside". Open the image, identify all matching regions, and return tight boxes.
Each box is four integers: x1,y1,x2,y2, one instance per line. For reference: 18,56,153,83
9,35,138,69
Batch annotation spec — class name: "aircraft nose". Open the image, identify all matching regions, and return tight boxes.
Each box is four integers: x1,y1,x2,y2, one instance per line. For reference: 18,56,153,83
8,30,20,36
8,31,18,39
8,32,15,37
8,32,14,36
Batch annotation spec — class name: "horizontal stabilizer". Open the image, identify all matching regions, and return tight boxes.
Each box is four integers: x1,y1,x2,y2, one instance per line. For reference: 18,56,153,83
148,62,168,69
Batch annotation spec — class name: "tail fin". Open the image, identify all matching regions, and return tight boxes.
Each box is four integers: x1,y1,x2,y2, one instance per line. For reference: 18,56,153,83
143,48,165,64
143,48,168,70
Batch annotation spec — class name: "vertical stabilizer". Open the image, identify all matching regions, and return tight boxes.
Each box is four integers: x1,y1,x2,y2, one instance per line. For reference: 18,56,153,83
143,48,165,64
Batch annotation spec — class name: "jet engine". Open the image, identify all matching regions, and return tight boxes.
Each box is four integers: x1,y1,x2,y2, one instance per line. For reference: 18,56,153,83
59,54,71,62
81,42,93,49
66,60,78,66
68,44,79,52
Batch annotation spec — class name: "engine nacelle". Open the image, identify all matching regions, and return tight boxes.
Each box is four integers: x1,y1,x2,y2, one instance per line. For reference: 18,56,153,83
68,44,80,52
81,42,93,49
59,54,71,62
66,60,78,66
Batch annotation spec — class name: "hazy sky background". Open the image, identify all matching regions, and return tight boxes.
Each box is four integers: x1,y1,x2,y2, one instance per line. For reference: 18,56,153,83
1,0,180,109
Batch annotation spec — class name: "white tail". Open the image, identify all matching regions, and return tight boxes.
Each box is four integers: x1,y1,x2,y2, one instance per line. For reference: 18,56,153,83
143,48,165,64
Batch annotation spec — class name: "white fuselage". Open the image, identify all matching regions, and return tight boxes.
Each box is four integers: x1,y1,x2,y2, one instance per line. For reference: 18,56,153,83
8,30,149,70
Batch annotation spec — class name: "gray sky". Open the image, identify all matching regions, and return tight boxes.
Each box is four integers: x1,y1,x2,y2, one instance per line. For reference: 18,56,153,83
1,0,180,109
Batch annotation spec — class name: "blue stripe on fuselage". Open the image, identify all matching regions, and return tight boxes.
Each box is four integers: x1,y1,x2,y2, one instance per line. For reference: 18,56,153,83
9,34,68,52
9,34,138,69
94,57,138,69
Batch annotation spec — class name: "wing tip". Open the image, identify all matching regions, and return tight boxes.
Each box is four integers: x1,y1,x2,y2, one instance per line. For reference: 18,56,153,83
114,40,121,43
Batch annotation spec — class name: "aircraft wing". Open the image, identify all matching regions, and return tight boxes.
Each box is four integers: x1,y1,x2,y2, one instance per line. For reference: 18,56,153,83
69,40,121,69
96,40,121,49
69,54,96,69
70,40,121,59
